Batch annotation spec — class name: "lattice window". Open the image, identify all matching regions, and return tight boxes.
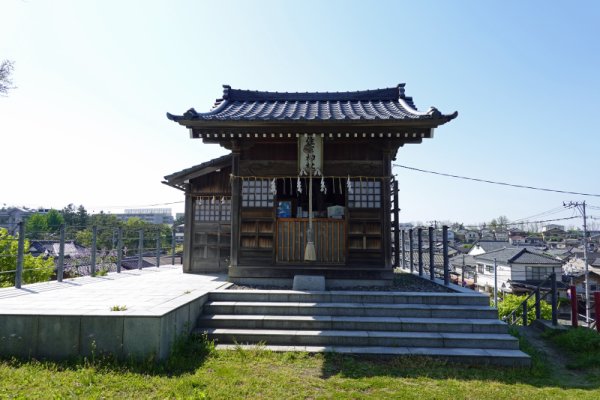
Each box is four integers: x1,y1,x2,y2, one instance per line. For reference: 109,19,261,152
526,266,555,280
348,180,381,208
195,198,231,221
242,180,273,208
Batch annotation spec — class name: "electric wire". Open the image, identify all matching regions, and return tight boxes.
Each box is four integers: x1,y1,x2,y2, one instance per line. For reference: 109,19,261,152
393,164,600,197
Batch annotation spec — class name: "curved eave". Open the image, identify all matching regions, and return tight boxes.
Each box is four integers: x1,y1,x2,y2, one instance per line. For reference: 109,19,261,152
166,111,458,129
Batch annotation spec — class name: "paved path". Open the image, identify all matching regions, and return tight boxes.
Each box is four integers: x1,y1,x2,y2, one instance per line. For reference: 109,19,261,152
0,265,229,316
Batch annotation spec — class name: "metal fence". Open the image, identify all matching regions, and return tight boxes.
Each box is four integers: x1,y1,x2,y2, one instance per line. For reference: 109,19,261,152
396,225,452,285
0,222,181,289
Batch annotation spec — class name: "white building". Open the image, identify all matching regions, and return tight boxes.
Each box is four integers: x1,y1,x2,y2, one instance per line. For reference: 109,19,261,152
115,208,174,225
473,247,563,294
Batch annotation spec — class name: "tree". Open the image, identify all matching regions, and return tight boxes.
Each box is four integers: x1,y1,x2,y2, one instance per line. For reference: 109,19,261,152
0,60,15,96
174,214,185,226
497,215,509,230
46,209,64,231
25,210,64,239
497,294,552,325
0,228,54,287
76,205,89,227
61,204,77,226
75,213,121,249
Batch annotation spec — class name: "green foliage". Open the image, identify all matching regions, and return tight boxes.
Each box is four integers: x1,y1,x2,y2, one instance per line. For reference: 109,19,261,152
72,214,172,255
24,213,48,239
75,230,93,247
168,332,215,372
25,210,64,239
489,215,509,231
3,347,597,398
57,203,89,230
545,327,600,370
497,293,552,325
109,305,127,311
0,228,54,287
548,327,600,353
46,209,64,230
174,214,184,226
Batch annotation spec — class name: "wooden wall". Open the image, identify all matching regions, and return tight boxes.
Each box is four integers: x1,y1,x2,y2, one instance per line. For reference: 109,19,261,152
236,140,388,268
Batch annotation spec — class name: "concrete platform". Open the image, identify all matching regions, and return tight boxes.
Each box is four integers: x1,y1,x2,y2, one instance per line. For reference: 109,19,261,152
0,265,228,360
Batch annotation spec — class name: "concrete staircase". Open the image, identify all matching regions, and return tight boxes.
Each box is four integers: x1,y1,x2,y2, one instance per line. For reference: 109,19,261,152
196,289,530,366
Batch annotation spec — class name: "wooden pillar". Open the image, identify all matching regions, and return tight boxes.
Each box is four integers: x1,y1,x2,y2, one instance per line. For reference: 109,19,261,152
382,146,392,269
230,140,241,268
393,180,400,268
183,189,194,272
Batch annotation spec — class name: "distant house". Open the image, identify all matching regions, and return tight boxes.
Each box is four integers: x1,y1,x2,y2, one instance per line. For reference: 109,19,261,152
494,231,509,241
464,230,479,243
468,240,510,256
433,228,455,244
541,226,566,242
480,228,495,241
508,228,527,246
0,207,49,235
524,235,545,246
114,208,175,225
473,247,564,295
450,254,478,280
399,223,414,231
543,224,566,232
569,270,600,298
28,240,88,259
564,237,582,247
509,235,526,246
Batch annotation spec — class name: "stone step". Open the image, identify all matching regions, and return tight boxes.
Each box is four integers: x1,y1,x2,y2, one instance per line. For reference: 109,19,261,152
208,290,490,306
214,344,531,367
198,314,509,334
203,328,520,350
203,301,498,319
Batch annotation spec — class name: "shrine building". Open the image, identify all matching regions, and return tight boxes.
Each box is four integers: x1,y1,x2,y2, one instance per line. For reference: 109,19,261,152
164,84,457,286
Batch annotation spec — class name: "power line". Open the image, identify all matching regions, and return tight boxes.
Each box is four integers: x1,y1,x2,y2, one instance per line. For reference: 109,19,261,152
460,215,579,229
393,164,600,197
88,201,185,209
512,206,568,223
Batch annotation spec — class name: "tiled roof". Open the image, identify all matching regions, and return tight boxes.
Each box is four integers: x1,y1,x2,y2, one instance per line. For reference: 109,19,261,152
509,280,567,290
475,247,562,265
167,84,457,124
163,154,232,185
473,241,510,253
450,254,478,267
402,251,445,267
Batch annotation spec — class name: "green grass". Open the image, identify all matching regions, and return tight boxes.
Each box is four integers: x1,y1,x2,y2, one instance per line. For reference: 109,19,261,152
1,333,599,399
544,327,600,371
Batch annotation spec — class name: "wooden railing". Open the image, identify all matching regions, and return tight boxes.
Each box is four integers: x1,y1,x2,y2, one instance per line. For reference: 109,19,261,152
276,218,345,263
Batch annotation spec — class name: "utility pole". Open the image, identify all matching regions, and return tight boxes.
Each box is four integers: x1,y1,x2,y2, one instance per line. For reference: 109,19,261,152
494,258,498,308
564,201,590,326
461,254,465,286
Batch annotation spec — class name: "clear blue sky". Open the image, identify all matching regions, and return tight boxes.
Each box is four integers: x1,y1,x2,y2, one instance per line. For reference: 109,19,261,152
2,0,600,228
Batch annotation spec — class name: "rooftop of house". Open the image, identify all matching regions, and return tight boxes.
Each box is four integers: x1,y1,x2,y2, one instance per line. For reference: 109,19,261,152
471,240,510,253
163,154,232,190
475,247,563,265
167,84,458,125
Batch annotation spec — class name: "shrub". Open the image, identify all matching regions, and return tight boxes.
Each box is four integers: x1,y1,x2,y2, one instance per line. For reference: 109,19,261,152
496,294,552,325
